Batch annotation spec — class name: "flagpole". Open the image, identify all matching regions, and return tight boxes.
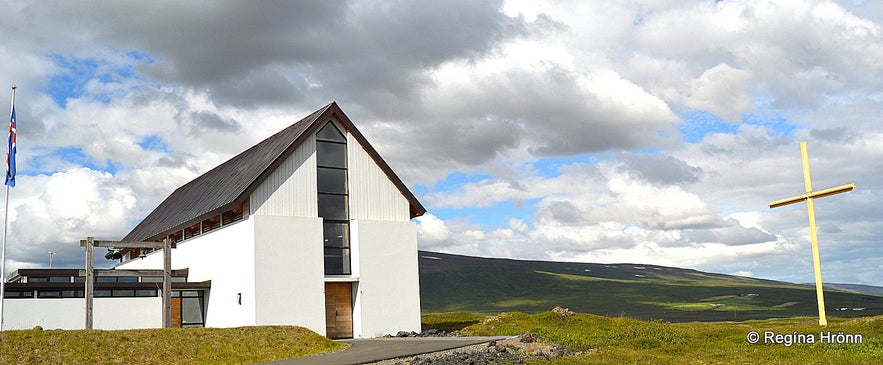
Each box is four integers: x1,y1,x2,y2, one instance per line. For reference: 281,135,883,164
0,84,15,331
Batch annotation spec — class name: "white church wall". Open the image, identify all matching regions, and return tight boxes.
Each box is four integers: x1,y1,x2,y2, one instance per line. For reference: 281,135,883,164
251,134,317,217
347,133,410,222
253,215,326,335
117,218,257,328
350,219,421,338
3,297,161,330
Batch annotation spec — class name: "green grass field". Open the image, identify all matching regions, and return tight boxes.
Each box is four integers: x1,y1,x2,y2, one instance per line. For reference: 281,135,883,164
0,326,345,365
419,252,883,321
424,311,883,364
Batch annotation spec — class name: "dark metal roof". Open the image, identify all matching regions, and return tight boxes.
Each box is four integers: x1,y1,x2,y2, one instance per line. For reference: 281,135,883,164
121,102,425,243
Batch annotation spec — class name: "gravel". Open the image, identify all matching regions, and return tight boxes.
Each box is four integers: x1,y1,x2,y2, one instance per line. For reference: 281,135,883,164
367,333,578,365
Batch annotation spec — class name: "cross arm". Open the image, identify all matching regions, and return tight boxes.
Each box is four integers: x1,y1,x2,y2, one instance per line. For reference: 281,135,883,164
769,183,855,209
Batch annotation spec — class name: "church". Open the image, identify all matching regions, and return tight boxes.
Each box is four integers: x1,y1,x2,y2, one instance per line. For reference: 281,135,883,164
3,102,425,338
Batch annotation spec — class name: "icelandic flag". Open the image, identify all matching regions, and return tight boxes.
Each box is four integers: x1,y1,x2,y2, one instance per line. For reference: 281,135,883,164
5,106,15,188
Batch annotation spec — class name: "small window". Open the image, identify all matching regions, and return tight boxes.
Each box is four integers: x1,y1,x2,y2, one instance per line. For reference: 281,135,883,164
117,276,138,283
141,276,163,283
28,277,49,283
73,276,86,283
316,122,346,142
202,216,221,232
63,290,84,298
169,230,183,244
37,290,62,298
184,223,201,239
316,141,347,168
317,167,347,194
323,223,350,248
318,195,348,220
96,277,116,283
49,276,70,283
135,290,157,297
324,248,351,275
4,291,32,298
94,290,112,297
113,290,135,297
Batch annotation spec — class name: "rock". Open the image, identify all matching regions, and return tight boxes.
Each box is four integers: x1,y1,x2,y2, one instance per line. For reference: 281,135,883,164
551,306,575,317
396,331,412,337
519,333,538,343
33,325,43,331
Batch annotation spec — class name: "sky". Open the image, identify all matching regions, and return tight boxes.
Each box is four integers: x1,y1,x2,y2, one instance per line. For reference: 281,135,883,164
0,0,882,286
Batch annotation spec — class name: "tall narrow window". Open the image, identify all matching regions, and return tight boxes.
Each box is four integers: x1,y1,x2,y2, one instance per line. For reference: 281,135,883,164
316,122,351,275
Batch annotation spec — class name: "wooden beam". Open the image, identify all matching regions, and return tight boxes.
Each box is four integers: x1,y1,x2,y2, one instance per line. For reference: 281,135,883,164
768,194,808,209
163,238,171,328
768,184,855,209
808,183,855,200
85,237,94,330
77,269,165,277
79,240,165,249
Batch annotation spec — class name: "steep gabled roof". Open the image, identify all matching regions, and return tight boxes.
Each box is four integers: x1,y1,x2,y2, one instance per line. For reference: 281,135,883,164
122,102,425,243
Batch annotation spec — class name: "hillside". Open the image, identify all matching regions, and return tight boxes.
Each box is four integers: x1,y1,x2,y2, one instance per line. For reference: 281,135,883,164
418,251,883,322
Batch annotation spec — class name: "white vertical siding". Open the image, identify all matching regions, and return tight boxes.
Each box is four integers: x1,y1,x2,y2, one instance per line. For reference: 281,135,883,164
251,135,318,217
347,133,410,221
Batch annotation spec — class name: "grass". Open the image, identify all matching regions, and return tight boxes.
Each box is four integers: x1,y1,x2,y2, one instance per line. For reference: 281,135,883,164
0,326,345,365
421,312,485,332
424,311,883,364
418,252,883,321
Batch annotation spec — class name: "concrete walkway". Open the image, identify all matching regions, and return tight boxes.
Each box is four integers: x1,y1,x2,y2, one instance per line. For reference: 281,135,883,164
256,336,512,365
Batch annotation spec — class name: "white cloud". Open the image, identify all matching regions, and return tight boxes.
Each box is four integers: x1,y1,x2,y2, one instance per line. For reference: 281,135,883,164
0,0,882,287
732,270,755,278
679,64,754,122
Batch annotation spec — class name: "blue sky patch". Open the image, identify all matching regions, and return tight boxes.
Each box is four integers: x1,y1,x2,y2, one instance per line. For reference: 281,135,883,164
677,110,739,143
431,199,539,229
431,171,495,192
531,154,598,178
743,112,796,137
47,51,152,107
139,135,169,152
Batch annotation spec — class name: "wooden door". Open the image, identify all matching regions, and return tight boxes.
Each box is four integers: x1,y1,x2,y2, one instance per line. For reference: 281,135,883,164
324,283,353,339
171,297,182,328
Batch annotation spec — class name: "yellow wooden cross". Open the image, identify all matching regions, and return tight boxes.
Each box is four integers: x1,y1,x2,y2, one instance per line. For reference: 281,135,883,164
768,142,854,326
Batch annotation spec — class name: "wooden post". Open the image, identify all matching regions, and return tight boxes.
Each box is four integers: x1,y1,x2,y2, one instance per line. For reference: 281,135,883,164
85,236,94,330
163,238,171,328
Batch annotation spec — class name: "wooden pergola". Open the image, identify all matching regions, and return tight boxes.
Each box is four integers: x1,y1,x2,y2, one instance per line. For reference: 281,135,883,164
80,237,173,329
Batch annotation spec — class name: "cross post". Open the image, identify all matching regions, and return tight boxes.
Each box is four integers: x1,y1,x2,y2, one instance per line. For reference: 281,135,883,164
768,142,854,326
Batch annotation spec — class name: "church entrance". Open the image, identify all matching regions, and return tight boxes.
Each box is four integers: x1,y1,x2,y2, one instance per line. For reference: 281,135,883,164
324,282,354,339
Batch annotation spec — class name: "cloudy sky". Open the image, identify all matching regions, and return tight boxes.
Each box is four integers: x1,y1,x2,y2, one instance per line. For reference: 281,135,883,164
0,0,881,286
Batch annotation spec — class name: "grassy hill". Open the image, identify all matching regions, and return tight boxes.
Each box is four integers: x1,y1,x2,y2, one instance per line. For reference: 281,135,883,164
446,311,883,364
418,251,883,322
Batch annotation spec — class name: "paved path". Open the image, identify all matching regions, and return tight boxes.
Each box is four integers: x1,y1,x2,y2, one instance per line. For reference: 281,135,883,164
256,336,512,365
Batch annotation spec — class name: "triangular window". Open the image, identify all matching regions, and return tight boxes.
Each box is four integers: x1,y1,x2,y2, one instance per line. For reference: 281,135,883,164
317,122,346,142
